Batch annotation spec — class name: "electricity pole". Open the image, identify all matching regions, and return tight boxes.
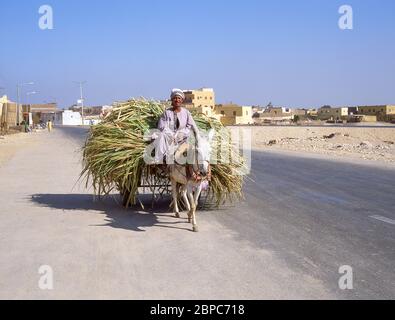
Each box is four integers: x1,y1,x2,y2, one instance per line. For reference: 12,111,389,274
26,91,37,126
16,82,34,125
74,81,87,125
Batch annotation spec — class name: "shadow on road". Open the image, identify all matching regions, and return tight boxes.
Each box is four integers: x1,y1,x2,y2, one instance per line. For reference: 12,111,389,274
30,193,193,232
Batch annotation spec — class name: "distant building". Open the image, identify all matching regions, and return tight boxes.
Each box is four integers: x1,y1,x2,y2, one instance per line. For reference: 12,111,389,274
0,95,20,129
214,104,252,125
358,105,395,122
252,105,266,113
347,114,378,123
292,108,308,120
348,107,358,115
68,105,109,125
53,110,82,126
265,106,292,116
183,88,215,117
70,105,103,116
257,106,293,123
0,95,8,119
23,103,57,124
306,108,318,119
26,103,57,113
292,108,307,115
317,107,349,121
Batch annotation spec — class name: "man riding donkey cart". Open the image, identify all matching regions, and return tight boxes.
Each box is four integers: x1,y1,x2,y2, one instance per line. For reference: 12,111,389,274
151,88,213,231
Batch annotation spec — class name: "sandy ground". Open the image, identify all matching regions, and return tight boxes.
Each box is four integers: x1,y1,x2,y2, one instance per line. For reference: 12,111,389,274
0,131,45,168
231,126,395,164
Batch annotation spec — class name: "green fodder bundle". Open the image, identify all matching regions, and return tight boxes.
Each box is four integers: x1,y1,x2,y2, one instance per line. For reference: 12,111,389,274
81,99,247,207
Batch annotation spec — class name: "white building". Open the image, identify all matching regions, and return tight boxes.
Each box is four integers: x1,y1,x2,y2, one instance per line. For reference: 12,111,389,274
54,110,82,126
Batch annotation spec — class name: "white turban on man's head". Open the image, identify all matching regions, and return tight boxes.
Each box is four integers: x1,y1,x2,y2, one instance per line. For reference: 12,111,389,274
170,88,185,100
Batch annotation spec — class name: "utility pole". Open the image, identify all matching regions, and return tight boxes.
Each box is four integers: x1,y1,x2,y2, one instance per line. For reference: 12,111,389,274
16,82,34,125
0,87,4,131
74,81,87,125
26,91,37,127
16,85,20,125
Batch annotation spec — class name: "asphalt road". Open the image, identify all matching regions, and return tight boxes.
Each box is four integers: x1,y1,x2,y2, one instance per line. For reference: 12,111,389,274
0,126,394,299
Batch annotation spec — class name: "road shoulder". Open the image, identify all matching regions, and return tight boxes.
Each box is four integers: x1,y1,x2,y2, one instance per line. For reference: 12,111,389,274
0,131,46,168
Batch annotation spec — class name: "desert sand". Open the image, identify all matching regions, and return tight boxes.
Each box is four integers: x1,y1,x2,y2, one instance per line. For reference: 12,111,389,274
233,125,395,164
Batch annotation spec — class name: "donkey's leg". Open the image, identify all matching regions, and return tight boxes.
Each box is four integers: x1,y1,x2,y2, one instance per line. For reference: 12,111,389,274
193,183,203,209
171,179,180,218
187,185,198,232
190,183,203,230
181,186,191,222
185,183,193,223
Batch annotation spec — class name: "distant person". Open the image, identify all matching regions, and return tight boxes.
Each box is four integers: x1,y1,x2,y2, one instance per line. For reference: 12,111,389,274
21,120,32,133
21,120,28,133
47,120,53,132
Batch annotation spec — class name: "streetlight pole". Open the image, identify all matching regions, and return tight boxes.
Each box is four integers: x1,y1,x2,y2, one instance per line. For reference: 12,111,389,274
74,81,86,125
16,85,20,125
16,82,34,125
26,91,37,127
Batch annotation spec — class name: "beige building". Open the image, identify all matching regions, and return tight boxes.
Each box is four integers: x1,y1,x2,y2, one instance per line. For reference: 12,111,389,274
317,107,349,121
23,103,58,124
183,88,215,117
27,103,57,113
292,109,307,116
257,107,293,123
0,95,21,130
348,114,377,123
291,109,308,120
0,95,7,119
358,105,395,122
306,108,318,119
179,88,252,125
215,104,252,125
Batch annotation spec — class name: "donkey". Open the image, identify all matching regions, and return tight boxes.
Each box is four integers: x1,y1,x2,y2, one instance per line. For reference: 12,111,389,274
168,129,214,232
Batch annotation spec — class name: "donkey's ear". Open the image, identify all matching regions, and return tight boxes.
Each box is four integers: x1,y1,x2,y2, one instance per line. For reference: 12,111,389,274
208,129,215,141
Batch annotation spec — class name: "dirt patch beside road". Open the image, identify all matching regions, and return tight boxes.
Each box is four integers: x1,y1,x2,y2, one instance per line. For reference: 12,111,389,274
231,126,395,164
0,131,45,167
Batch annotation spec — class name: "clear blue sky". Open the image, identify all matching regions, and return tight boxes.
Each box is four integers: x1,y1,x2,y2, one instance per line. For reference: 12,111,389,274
0,0,394,108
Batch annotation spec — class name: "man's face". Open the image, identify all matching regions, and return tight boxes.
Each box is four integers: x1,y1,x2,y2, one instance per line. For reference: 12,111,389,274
172,96,183,108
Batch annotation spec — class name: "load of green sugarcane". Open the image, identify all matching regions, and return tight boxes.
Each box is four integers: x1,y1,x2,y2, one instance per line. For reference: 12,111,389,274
80,99,247,207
